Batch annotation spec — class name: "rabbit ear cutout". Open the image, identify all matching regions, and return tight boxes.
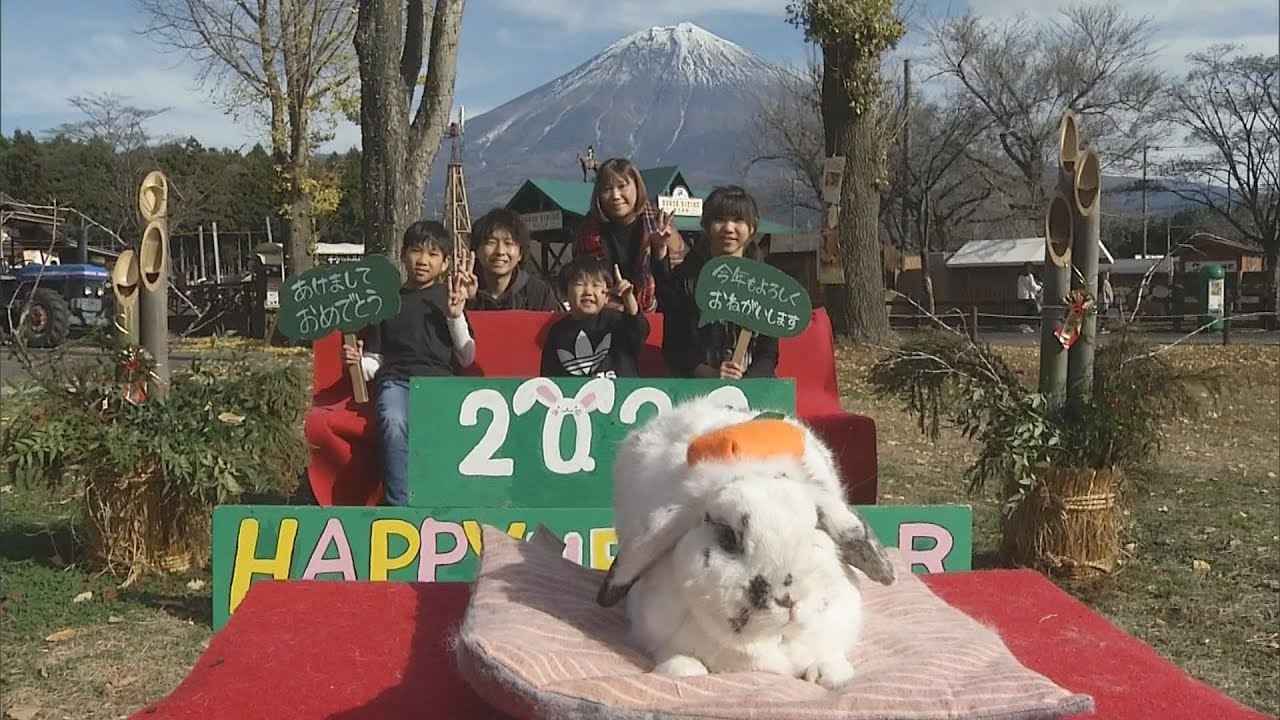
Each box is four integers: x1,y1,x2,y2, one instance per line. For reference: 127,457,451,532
597,503,697,607
815,498,896,586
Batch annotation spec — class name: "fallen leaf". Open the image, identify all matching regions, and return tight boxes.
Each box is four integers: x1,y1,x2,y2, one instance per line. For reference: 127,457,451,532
217,411,245,425
6,704,41,720
1192,559,1211,574
108,675,138,690
186,579,206,591
1157,505,1170,513
72,591,93,604
44,628,77,642
0,485,13,494
107,615,124,624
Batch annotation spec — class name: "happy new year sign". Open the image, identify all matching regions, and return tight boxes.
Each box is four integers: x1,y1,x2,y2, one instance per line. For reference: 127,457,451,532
277,255,401,341
210,504,972,629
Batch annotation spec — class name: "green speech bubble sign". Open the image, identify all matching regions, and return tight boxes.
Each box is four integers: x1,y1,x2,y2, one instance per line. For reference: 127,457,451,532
278,255,402,341
694,256,812,338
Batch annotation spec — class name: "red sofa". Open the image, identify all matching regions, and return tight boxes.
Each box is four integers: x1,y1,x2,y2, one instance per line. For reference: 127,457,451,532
305,308,876,507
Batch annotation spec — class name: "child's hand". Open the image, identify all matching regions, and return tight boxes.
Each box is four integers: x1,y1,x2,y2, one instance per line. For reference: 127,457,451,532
718,360,745,380
342,339,363,366
613,265,638,315
645,210,675,260
453,246,478,300
447,271,469,318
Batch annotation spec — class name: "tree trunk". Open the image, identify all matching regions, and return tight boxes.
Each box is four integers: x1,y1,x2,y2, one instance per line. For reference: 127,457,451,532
356,0,463,265
821,45,891,344
1271,247,1280,331
356,1,409,264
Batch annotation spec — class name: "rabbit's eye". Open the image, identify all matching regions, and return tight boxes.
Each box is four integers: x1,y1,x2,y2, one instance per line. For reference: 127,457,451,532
715,523,741,554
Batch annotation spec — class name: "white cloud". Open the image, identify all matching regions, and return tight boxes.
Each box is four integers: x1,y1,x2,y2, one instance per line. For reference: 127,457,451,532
491,0,785,32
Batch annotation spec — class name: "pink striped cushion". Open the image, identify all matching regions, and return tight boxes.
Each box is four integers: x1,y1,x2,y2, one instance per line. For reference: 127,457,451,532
455,525,1093,720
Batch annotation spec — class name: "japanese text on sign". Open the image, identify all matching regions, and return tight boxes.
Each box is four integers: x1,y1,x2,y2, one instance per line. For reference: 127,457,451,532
278,255,402,341
695,256,813,338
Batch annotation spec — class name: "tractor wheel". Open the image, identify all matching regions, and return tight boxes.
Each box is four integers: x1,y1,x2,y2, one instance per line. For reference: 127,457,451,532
21,288,71,348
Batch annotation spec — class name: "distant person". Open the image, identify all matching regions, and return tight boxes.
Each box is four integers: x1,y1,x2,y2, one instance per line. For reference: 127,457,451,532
574,158,685,313
1099,270,1115,333
541,255,648,378
342,221,476,506
656,185,778,379
467,208,560,311
1016,262,1042,334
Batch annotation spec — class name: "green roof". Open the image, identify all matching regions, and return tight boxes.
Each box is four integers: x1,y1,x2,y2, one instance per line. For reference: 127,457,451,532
640,166,681,198
512,178,593,217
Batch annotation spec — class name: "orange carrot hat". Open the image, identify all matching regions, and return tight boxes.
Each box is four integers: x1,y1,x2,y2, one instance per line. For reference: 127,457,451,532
686,417,806,466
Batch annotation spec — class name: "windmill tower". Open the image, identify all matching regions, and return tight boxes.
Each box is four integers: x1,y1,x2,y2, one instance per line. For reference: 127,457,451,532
443,106,472,253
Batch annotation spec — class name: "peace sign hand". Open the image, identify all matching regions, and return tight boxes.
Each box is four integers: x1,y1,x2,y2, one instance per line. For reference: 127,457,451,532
452,246,478,301
646,210,675,260
447,268,471,318
613,265,639,316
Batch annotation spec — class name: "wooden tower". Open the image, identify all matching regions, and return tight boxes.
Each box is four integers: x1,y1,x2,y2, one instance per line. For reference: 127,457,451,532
443,108,472,252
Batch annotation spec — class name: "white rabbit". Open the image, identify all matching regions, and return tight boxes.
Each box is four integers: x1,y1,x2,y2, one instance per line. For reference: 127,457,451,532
597,396,895,689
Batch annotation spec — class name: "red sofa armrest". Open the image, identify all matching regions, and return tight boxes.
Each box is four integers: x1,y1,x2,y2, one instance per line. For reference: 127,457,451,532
805,412,878,504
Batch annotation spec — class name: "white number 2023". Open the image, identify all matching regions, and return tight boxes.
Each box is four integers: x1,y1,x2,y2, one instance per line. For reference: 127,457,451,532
456,381,750,477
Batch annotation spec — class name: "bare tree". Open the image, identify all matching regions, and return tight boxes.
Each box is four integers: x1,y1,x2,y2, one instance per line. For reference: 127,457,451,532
1164,45,1279,320
51,93,168,239
354,0,465,263
138,0,357,274
745,62,827,213
930,3,1163,230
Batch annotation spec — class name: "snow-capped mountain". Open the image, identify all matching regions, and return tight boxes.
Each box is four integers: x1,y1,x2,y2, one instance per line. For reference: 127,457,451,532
432,23,786,214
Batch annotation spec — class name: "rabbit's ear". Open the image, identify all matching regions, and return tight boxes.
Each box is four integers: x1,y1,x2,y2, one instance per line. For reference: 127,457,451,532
815,498,896,586
597,503,697,607
576,377,616,413
514,377,561,413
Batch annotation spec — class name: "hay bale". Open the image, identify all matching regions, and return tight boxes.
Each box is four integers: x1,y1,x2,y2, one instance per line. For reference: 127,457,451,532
1001,466,1121,578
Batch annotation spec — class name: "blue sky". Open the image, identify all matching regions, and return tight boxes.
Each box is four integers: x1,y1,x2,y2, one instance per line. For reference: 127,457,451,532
2,0,1276,153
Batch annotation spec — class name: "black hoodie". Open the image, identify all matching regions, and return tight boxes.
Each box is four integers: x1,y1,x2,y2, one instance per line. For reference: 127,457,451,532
468,266,561,311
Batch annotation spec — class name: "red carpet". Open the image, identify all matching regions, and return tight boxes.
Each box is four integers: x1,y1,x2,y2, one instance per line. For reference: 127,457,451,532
133,573,1271,719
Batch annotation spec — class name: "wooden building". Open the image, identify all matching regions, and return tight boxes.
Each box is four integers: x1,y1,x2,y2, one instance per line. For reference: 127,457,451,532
940,237,1116,317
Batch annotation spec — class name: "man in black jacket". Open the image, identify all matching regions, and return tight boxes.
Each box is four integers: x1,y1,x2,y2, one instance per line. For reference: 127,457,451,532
468,208,561,311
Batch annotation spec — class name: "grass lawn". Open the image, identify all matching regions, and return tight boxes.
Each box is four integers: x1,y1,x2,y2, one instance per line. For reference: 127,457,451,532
1,339,1277,719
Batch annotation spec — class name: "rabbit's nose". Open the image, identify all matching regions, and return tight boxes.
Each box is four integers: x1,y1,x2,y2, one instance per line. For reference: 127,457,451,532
774,594,795,609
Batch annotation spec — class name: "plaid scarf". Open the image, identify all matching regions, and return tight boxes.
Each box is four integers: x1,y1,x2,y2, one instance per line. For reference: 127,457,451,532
574,206,661,312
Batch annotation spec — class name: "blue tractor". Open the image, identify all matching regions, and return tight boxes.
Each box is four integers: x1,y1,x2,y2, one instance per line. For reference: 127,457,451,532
2,262,112,348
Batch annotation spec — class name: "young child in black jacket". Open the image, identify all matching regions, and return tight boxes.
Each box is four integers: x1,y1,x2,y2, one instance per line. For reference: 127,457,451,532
656,185,779,379
541,255,649,378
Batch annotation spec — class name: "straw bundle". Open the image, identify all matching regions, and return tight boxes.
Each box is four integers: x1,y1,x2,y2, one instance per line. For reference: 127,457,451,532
1001,466,1122,578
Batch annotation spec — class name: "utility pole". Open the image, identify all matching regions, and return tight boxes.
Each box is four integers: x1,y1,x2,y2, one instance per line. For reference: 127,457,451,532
1141,143,1149,257
901,58,912,253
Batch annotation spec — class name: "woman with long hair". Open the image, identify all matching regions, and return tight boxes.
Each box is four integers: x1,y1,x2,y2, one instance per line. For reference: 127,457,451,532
574,158,685,312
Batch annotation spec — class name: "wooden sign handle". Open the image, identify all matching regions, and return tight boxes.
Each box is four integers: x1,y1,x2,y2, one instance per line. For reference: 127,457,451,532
731,328,753,367
344,333,369,404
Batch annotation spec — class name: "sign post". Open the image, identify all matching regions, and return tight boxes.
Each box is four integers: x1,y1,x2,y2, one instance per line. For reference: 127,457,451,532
277,255,402,403
694,256,814,366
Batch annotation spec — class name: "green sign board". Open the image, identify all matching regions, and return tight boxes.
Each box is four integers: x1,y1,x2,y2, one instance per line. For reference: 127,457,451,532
210,503,972,629
409,378,796,508
278,255,402,341
695,256,813,337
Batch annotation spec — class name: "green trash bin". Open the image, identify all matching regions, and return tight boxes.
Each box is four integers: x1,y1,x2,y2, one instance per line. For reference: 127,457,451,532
1199,264,1226,332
